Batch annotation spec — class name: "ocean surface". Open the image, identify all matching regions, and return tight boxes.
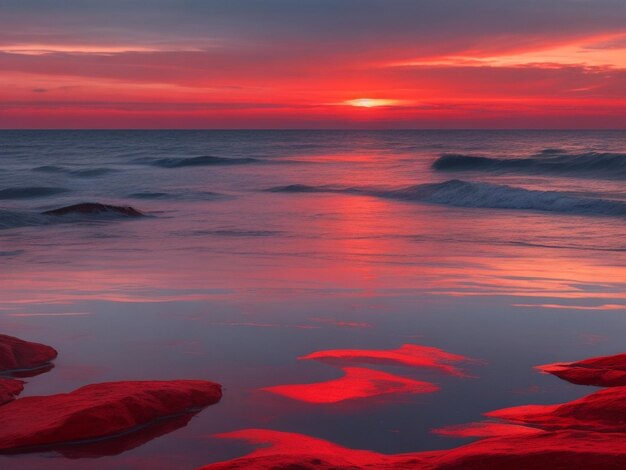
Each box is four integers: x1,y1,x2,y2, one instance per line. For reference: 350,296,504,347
0,130,625,469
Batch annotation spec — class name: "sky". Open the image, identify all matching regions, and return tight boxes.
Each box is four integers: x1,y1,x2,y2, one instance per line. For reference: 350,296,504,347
1,0,625,129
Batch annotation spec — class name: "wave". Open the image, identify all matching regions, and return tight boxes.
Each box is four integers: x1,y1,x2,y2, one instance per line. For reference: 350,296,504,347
32,166,117,177
0,203,145,230
267,184,329,193
147,155,260,168
0,187,69,199
127,190,223,200
189,229,283,237
70,168,118,177
42,203,144,217
32,165,67,173
268,179,626,217
433,152,626,178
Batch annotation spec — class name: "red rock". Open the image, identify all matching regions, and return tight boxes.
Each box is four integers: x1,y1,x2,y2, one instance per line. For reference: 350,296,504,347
299,344,473,377
487,385,626,432
0,380,221,452
428,430,626,470
197,429,414,469
263,366,439,404
0,378,24,405
0,334,57,375
198,351,626,470
197,428,626,470
538,353,626,387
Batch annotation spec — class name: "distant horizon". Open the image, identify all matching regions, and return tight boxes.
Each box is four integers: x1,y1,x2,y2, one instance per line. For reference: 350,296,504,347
1,127,625,132
1,1,624,129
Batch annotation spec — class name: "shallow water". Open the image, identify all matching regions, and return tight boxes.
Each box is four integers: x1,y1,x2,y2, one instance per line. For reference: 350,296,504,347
1,130,625,469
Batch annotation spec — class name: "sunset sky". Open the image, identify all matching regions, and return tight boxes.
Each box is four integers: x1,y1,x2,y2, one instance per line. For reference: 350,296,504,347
1,0,625,128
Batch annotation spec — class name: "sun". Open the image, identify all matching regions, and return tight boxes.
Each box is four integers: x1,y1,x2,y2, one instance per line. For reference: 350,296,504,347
345,98,397,108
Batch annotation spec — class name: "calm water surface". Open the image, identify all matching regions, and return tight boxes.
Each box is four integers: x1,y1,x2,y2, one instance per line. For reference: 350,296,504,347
0,130,625,469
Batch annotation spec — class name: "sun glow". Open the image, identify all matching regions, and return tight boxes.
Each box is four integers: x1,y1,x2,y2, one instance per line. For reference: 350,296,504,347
345,98,397,108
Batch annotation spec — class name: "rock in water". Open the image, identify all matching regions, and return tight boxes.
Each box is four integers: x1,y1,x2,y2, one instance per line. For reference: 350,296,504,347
42,203,143,217
0,334,58,374
487,385,626,433
196,428,626,470
538,353,626,387
0,380,222,452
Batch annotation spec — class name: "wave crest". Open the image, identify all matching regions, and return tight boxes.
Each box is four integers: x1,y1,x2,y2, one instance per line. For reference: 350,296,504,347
148,156,259,168
268,179,626,217
433,152,626,178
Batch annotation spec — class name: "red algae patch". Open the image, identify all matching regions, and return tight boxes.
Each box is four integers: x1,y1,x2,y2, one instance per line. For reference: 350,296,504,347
0,334,57,375
299,344,472,377
0,378,24,405
0,380,222,453
538,353,626,387
263,366,439,403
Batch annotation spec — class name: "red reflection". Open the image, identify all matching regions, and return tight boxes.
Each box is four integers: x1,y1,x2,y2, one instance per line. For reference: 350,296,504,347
200,352,626,469
263,366,438,404
300,344,472,377
433,422,544,438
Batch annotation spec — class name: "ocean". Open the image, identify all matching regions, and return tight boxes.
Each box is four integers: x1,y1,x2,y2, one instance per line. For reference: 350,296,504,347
1,130,625,469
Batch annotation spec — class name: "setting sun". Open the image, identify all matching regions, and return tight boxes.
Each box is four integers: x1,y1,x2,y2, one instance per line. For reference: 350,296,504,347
345,99,397,108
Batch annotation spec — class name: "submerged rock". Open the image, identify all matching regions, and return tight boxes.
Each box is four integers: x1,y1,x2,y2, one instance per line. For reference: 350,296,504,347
0,378,24,405
0,334,58,375
0,380,222,452
42,203,144,217
539,353,626,387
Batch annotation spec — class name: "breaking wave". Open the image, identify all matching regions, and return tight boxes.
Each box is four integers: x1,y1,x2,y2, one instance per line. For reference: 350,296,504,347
146,155,260,168
32,166,117,177
268,179,626,217
433,152,626,178
1,203,145,230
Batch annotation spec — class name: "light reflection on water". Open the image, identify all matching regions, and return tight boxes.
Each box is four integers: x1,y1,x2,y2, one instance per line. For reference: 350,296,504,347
0,130,625,469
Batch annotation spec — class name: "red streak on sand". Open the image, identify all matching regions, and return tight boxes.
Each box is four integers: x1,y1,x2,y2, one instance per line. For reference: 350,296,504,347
538,353,626,387
263,367,439,404
0,380,222,452
300,344,471,377
0,334,57,375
